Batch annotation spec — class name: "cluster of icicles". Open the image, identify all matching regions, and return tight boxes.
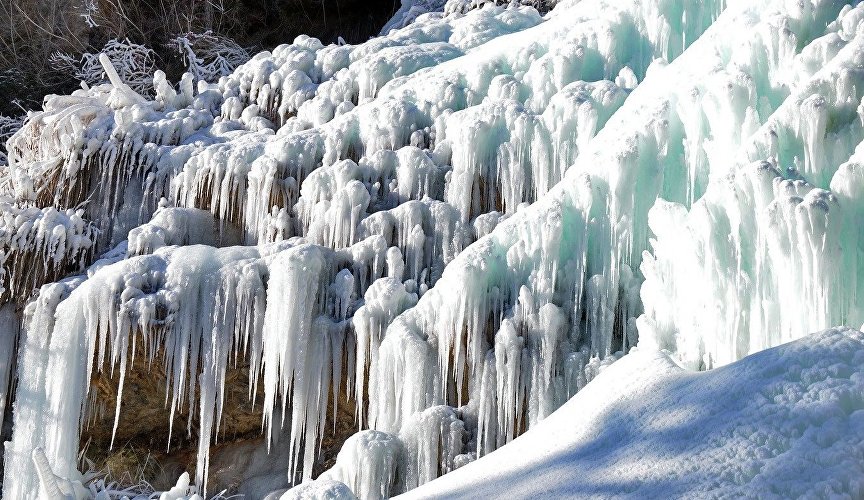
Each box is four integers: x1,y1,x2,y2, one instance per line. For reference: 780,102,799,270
4,0,864,498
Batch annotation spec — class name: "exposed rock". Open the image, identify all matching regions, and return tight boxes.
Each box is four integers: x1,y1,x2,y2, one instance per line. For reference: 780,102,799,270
82,342,359,494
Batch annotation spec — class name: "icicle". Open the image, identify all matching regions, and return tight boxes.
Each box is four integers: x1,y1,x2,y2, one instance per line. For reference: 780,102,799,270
353,278,418,428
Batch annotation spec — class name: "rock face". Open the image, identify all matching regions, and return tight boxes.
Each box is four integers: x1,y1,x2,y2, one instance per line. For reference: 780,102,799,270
81,347,359,493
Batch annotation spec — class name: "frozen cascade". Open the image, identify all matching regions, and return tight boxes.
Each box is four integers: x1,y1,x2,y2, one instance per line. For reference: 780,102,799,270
0,0,749,495
639,1,864,369
2,235,409,496
364,0,843,448
3,277,86,499
2,0,863,498
312,0,860,492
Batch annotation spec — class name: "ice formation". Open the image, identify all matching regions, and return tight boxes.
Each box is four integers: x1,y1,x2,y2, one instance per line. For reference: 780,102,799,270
1,0,864,498
311,405,471,499
274,479,356,500
636,2,864,370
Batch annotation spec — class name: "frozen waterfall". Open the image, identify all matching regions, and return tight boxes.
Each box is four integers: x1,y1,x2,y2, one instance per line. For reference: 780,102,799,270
1,0,864,498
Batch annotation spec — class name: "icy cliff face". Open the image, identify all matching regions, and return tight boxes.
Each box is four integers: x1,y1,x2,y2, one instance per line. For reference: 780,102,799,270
1,0,863,498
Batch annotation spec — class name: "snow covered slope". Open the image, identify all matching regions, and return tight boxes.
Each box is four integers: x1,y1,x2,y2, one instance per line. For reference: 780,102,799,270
403,328,864,499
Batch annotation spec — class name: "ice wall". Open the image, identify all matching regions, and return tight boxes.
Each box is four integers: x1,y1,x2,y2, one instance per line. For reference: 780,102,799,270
3,0,863,498
0,6,553,494
320,0,862,494
362,0,852,458
639,2,864,369
2,0,716,494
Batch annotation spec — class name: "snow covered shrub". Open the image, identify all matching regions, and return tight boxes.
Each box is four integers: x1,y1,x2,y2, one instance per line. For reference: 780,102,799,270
50,38,157,96
169,31,250,83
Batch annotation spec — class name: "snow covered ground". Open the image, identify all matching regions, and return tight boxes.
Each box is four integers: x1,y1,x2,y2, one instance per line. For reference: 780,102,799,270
404,328,864,499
